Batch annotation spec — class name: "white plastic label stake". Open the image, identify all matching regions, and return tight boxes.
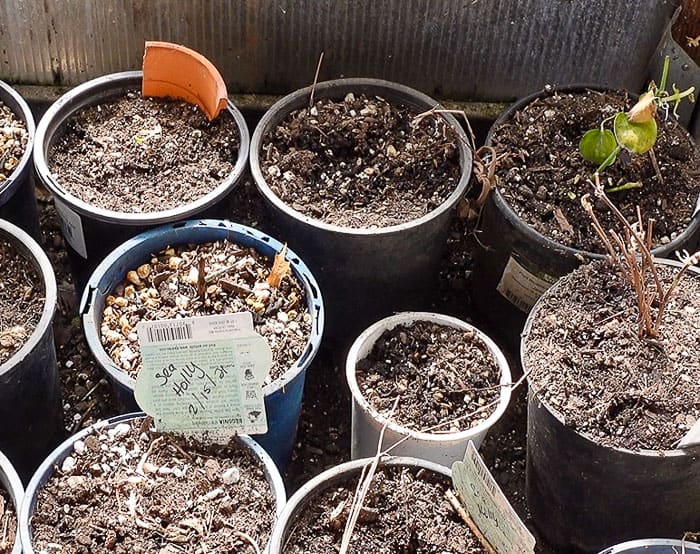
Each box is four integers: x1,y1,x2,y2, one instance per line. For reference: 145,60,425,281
452,442,536,554
496,256,556,313
134,313,272,436
53,197,88,258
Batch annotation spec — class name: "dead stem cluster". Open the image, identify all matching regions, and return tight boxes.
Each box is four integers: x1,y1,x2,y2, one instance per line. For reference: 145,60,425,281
581,174,700,339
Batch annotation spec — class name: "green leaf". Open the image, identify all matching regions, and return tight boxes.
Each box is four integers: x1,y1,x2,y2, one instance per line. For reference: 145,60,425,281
579,128,618,165
614,112,657,155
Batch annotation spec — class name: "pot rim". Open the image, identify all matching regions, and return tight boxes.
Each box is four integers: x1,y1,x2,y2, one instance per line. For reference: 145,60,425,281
597,538,700,553
19,412,286,554
522,257,700,457
250,77,473,236
33,70,250,225
79,219,324,398
484,84,700,260
268,455,451,552
0,219,57,377
0,448,24,554
0,79,36,201
346,311,512,443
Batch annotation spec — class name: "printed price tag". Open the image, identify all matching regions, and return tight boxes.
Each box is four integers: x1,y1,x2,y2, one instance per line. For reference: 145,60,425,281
134,313,272,436
53,197,88,258
452,442,536,554
496,256,557,313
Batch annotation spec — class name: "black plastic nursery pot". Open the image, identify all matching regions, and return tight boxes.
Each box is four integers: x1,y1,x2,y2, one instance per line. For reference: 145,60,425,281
0,219,63,482
472,86,700,349
19,412,287,554
250,78,473,346
33,70,250,289
0,448,24,554
522,259,700,553
80,219,324,469
598,539,700,554
0,80,40,241
268,456,456,552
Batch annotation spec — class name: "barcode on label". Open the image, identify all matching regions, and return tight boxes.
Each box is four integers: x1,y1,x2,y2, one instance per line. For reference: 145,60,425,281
146,322,194,343
501,287,532,313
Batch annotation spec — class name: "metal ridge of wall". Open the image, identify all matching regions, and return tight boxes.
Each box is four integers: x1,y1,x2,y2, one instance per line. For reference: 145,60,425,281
0,0,680,101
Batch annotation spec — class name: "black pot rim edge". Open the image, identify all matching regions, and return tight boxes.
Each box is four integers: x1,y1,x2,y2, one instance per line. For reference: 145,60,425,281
249,77,473,237
484,84,700,262
521,257,700,458
0,220,57,377
33,71,251,226
18,412,286,554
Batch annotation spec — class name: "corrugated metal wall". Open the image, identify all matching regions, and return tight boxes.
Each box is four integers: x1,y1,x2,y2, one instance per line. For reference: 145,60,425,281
0,0,679,101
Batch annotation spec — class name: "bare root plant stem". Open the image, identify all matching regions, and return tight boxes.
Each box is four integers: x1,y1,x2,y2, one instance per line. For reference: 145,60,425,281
338,397,400,554
308,52,325,108
581,174,700,338
445,489,497,554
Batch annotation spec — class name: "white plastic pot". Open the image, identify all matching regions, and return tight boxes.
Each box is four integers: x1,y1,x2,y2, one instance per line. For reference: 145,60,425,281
346,312,512,466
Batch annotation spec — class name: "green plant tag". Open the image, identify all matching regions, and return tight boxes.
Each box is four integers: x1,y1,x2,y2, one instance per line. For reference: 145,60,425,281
614,112,657,155
579,128,618,165
452,442,536,554
134,313,272,436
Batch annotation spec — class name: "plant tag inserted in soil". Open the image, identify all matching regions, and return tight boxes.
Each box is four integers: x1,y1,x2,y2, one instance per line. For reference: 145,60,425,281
52,196,87,258
452,441,535,554
496,256,557,313
134,312,272,436
679,418,700,448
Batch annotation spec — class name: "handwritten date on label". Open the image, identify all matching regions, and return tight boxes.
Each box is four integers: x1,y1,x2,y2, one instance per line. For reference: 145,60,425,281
451,442,535,554
134,314,272,436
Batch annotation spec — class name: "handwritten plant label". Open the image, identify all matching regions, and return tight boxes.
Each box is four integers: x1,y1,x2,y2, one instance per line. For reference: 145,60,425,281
134,312,272,435
452,442,536,554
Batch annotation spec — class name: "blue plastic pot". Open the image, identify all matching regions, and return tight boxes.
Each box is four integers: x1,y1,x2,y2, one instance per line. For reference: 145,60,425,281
34,71,250,289
80,219,324,468
0,449,24,554
0,80,40,240
599,539,700,553
20,412,286,554
0,219,63,482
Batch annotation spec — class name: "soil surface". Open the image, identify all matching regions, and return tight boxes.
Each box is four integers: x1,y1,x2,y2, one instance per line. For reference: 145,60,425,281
525,260,700,450
100,240,312,384
0,238,44,365
283,464,488,553
49,91,239,213
0,486,17,554
356,321,501,432
31,417,276,554
261,93,461,228
0,101,29,184
491,88,700,252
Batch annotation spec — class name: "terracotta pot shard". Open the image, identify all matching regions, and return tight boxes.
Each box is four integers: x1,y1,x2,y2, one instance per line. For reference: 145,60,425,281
142,41,227,120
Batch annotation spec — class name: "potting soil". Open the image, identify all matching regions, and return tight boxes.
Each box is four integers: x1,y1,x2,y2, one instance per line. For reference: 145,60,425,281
0,101,29,183
31,418,275,553
48,91,239,213
261,93,461,228
525,260,700,450
100,239,312,383
491,89,700,253
356,321,501,432
0,238,44,365
283,464,489,553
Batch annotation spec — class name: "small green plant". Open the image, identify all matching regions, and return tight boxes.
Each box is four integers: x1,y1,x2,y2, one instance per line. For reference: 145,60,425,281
579,57,695,182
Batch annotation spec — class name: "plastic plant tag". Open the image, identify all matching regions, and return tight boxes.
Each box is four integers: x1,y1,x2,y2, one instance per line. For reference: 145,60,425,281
53,197,87,258
679,418,700,449
496,255,557,313
134,312,272,436
451,442,536,554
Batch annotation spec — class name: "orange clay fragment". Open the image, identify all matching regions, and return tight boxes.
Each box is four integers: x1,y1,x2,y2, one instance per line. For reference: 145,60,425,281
142,41,228,121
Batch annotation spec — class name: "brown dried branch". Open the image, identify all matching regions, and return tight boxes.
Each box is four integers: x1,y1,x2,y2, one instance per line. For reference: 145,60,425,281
582,174,700,339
